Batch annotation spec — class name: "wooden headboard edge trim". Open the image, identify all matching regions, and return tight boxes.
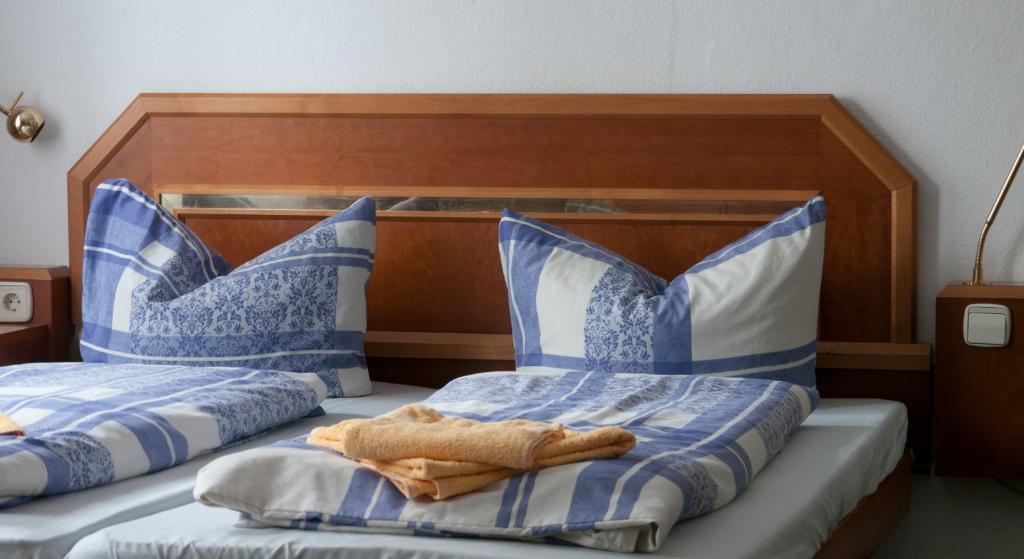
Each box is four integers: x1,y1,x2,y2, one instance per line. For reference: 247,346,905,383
72,93,914,187
135,92,835,117
819,98,917,342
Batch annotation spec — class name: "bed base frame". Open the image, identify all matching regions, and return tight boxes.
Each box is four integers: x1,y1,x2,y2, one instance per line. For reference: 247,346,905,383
817,451,912,558
68,94,926,556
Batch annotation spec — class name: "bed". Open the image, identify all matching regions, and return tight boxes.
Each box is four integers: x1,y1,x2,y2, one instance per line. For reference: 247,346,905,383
67,399,907,559
49,93,930,557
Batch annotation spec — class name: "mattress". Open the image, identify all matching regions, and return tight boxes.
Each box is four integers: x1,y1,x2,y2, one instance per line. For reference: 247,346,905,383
67,398,907,559
0,381,437,559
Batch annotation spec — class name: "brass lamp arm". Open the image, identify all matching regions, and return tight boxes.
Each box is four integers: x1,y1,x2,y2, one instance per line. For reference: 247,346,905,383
0,92,23,117
972,142,1024,285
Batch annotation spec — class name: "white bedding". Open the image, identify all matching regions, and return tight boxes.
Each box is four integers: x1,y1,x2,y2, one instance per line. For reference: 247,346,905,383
66,398,907,559
0,381,436,559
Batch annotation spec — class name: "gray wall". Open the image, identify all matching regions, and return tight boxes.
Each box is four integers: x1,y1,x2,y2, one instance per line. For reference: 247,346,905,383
2,1,1023,342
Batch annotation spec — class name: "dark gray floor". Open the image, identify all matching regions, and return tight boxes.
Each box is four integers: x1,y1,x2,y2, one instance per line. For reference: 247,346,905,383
874,475,1024,558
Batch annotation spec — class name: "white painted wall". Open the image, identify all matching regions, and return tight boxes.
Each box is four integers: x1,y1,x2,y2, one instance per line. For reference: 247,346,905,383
1,0,1022,342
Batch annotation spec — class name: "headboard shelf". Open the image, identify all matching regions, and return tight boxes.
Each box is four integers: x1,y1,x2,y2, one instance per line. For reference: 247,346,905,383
364,331,930,372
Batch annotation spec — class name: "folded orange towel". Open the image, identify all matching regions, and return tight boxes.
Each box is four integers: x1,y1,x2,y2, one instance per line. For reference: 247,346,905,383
307,404,636,499
0,411,24,437
309,404,566,470
362,427,637,499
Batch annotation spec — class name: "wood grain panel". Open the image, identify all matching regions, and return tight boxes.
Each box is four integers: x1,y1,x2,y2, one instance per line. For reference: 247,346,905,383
819,123,893,342
151,115,819,155
150,116,821,189
367,357,516,388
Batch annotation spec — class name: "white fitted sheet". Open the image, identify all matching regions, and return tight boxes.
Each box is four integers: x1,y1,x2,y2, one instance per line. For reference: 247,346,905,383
0,381,437,559
67,398,907,559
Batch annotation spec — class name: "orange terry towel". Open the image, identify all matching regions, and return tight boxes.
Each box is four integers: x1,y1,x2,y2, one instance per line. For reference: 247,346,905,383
0,411,24,437
307,404,636,500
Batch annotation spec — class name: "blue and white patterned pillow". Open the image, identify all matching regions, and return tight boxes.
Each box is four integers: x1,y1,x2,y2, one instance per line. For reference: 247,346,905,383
81,179,375,397
498,195,826,386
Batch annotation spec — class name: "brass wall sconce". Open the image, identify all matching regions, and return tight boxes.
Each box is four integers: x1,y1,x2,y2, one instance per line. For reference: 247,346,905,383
0,92,45,143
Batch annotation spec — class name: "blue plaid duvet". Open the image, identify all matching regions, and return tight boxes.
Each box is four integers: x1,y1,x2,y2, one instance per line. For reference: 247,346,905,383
0,362,326,508
195,370,817,552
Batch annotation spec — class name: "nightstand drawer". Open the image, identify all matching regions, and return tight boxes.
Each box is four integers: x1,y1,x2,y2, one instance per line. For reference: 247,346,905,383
0,324,49,366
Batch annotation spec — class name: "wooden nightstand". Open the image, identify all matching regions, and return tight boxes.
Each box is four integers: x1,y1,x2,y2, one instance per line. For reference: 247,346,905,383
935,283,1024,477
0,266,71,365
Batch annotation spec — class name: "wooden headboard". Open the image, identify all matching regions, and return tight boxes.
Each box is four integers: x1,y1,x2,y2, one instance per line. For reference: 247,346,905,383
67,94,929,430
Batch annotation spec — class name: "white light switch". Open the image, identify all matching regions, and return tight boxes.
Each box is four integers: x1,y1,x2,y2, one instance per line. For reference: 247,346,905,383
963,303,1011,348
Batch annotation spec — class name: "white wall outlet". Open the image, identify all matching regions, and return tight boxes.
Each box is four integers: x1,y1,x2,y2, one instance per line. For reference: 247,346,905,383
0,282,33,323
